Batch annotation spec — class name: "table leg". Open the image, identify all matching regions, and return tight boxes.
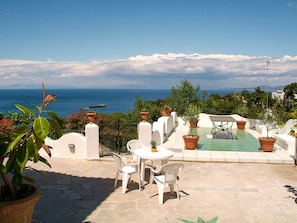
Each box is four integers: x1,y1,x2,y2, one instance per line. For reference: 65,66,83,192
138,158,145,190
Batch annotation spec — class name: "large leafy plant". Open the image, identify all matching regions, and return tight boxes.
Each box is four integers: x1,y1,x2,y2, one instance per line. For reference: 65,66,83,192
0,82,63,201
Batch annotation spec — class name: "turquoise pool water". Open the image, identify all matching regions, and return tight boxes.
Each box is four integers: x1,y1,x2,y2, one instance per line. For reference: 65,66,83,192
197,128,261,152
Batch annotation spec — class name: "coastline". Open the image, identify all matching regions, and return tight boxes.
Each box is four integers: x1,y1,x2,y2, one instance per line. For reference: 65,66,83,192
0,88,236,117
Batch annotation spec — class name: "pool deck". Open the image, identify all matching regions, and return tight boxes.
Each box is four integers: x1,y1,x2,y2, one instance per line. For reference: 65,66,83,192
159,117,296,165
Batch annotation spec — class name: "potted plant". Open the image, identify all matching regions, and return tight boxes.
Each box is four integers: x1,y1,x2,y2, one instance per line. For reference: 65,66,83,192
182,103,200,150
86,110,96,123
151,140,157,152
289,120,297,136
235,103,248,129
0,82,63,223
140,108,149,122
258,109,277,152
161,105,172,117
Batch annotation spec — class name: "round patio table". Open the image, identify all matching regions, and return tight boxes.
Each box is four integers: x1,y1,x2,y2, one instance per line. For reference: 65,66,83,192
134,147,174,189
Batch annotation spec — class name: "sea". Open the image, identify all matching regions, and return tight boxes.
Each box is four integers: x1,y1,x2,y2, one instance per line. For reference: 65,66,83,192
0,88,235,118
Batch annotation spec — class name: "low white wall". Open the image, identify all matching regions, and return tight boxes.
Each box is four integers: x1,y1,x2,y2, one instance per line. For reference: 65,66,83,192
41,123,100,160
274,134,296,156
151,112,177,145
43,132,87,159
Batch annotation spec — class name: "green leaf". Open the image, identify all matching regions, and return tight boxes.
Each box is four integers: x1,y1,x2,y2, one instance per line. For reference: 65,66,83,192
23,175,35,183
33,117,50,140
16,144,29,174
47,111,64,137
48,118,63,137
15,104,35,115
31,103,42,113
27,136,37,157
178,216,218,223
208,217,218,223
6,132,26,153
177,219,195,223
48,111,63,124
39,155,51,168
12,173,22,190
0,163,7,172
197,217,218,223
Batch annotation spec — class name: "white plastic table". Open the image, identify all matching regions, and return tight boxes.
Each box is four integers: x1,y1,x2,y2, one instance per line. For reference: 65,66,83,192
134,147,174,189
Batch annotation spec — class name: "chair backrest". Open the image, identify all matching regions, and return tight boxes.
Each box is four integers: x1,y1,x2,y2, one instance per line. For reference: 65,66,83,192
126,139,141,153
282,119,297,134
112,152,124,172
272,119,297,135
161,163,184,184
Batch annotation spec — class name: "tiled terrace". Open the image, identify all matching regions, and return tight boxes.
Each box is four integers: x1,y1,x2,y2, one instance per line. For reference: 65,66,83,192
160,117,295,165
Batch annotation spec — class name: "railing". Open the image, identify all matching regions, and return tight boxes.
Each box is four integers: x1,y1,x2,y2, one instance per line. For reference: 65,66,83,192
62,122,138,154
98,123,138,155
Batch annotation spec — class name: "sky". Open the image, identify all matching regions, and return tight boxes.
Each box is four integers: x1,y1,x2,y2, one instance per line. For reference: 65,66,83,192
0,0,297,90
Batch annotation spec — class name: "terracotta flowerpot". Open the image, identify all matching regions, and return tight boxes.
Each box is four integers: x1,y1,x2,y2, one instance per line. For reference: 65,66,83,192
236,121,246,129
190,119,199,128
183,135,200,150
0,184,41,223
140,111,149,122
87,112,96,123
161,109,171,117
259,137,276,152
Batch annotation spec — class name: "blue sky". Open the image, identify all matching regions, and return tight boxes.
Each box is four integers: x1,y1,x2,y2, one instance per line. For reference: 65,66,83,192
0,0,297,89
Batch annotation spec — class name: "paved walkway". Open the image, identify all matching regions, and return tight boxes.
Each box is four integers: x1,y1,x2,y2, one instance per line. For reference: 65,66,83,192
28,118,297,223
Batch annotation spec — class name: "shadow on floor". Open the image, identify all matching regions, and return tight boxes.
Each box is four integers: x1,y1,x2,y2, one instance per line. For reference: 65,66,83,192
25,169,116,223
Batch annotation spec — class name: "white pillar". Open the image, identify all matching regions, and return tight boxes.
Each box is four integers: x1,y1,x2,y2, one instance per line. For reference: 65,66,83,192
138,121,152,147
85,123,99,159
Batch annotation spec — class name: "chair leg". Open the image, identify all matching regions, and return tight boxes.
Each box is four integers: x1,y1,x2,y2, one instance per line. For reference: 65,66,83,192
176,184,180,199
149,171,155,197
157,183,165,205
114,172,119,188
122,173,130,194
169,184,174,193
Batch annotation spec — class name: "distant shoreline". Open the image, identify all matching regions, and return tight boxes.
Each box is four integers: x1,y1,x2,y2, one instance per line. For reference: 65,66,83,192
0,88,272,118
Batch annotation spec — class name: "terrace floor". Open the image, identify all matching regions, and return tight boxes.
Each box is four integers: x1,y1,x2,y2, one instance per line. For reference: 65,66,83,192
29,117,297,223
160,117,296,165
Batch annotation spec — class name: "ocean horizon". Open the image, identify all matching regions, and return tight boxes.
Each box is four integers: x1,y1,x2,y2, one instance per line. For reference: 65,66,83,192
0,88,238,118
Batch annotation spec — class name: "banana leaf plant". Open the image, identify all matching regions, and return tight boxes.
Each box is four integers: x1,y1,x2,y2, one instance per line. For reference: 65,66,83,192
0,82,63,201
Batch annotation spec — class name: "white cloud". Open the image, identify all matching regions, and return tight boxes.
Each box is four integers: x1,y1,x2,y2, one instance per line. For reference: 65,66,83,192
0,53,296,89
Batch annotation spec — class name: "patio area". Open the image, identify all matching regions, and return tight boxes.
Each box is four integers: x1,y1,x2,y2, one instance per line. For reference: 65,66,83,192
28,115,297,223
29,157,297,223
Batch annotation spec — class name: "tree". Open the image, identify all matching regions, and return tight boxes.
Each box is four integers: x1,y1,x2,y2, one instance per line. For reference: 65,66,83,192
284,82,297,100
166,79,201,116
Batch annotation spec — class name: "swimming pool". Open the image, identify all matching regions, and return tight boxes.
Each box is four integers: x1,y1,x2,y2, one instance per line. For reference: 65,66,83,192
197,128,261,152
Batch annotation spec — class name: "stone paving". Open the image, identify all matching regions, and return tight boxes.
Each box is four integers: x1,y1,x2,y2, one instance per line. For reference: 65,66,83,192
28,157,297,223
27,118,297,223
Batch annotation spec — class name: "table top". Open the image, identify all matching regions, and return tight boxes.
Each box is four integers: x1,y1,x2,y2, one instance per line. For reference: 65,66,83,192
134,147,174,160
209,116,236,122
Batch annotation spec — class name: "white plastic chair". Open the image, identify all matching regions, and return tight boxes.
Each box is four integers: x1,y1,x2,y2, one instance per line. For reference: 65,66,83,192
112,152,138,194
150,162,184,204
126,139,141,163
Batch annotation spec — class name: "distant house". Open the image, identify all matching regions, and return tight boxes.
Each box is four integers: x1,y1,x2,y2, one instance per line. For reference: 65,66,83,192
272,90,285,100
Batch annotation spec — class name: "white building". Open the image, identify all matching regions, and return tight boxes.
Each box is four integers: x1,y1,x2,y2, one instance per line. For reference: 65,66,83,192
272,90,285,100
